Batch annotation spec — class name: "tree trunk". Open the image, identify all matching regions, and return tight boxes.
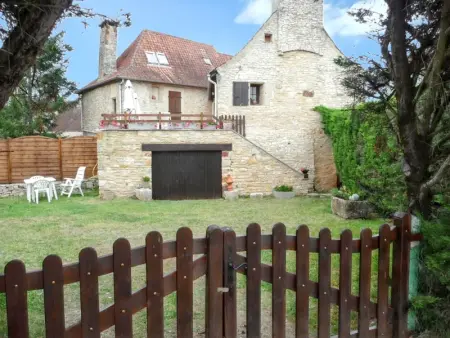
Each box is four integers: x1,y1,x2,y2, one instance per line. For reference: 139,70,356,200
0,0,73,110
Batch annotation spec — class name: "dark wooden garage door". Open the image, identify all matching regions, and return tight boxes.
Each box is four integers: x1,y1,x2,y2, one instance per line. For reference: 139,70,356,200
152,151,222,200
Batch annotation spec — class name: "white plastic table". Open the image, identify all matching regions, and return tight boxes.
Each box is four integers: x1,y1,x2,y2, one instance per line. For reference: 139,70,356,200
24,177,58,203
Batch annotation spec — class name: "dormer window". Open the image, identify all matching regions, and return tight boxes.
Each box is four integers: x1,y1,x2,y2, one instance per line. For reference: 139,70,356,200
145,51,169,66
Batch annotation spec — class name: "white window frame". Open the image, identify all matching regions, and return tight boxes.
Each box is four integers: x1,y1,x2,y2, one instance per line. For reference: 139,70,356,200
156,52,169,65
145,52,159,64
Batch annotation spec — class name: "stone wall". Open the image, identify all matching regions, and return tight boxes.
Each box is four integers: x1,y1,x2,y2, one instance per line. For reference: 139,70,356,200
313,128,337,192
97,130,310,199
0,177,99,198
82,81,212,133
215,11,349,191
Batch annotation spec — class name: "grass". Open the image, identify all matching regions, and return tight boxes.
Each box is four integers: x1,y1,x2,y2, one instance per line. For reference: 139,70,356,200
0,194,387,337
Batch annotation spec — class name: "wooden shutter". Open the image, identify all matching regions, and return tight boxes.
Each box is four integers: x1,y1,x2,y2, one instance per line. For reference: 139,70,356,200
233,82,248,106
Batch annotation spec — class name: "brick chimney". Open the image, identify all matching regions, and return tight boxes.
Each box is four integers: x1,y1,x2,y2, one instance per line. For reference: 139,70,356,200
98,20,119,78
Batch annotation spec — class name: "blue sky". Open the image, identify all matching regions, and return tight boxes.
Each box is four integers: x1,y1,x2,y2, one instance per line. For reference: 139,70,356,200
58,0,385,89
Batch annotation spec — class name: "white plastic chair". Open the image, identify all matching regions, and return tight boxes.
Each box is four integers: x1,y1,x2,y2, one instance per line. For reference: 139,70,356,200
33,180,51,204
29,176,45,202
60,167,86,198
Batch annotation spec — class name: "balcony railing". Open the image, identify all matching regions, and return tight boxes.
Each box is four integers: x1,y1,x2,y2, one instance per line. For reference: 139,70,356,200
100,113,217,130
100,113,246,137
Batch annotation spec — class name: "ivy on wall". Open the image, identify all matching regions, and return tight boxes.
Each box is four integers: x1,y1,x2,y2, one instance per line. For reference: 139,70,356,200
315,105,407,214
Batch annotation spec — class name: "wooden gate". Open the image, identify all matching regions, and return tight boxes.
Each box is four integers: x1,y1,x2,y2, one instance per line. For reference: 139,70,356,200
0,215,420,337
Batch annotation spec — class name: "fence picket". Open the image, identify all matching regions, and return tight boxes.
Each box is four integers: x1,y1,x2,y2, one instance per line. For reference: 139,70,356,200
377,225,391,338
358,229,373,337
272,223,286,338
43,255,65,338
223,228,237,338
5,260,29,338
205,226,224,338
113,238,132,337
177,227,193,338
318,228,331,338
79,247,100,338
338,230,352,338
296,225,309,338
246,223,261,338
146,231,164,338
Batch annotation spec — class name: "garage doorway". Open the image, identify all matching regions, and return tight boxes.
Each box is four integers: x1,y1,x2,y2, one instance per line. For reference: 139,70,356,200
143,144,232,200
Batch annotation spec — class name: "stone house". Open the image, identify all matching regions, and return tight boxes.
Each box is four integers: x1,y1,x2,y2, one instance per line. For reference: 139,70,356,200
83,0,350,198
78,21,231,132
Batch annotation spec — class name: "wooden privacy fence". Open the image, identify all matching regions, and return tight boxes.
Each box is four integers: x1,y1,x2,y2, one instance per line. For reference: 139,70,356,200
0,136,97,184
0,215,420,338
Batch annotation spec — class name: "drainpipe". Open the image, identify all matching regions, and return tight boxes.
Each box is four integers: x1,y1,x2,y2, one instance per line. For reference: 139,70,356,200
207,73,218,117
118,79,124,113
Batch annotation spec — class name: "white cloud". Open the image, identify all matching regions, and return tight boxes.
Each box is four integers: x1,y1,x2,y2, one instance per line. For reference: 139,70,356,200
324,0,387,37
234,0,387,38
234,0,272,25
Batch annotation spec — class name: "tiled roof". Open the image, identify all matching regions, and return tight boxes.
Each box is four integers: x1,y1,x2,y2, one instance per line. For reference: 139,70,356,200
78,30,232,93
53,104,81,132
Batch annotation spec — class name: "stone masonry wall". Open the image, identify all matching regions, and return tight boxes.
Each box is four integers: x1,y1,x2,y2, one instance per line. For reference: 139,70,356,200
215,13,349,191
97,130,310,198
82,81,211,133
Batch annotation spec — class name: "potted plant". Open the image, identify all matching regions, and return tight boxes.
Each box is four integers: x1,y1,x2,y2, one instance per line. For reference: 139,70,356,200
106,120,123,130
273,185,295,199
183,121,201,130
300,167,309,179
330,187,374,219
202,122,217,130
142,176,151,188
170,122,184,130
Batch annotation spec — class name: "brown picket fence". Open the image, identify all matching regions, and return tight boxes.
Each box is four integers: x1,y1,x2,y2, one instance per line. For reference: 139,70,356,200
0,136,97,184
0,215,420,337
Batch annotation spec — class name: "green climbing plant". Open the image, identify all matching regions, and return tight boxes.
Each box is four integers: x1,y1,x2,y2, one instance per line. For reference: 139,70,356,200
315,105,407,215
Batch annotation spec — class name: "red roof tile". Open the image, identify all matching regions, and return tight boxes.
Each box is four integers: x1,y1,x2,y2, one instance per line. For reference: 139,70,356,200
78,30,232,93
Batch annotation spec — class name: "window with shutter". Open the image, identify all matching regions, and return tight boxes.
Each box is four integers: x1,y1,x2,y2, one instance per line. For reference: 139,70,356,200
233,82,249,106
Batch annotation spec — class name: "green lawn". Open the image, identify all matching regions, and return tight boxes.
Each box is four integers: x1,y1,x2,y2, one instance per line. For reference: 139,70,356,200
0,194,387,337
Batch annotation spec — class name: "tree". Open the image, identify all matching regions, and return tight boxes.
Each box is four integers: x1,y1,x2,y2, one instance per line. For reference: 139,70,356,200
336,0,450,219
0,32,77,138
0,1,130,111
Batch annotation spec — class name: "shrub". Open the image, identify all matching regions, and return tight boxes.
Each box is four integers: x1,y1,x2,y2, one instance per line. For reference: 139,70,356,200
142,176,151,183
413,211,450,336
274,185,293,192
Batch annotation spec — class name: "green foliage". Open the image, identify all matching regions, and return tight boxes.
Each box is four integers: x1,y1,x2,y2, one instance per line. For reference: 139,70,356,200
331,187,366,200
142,176,151,183
316,105,407,214
274,185,293,192
413,212,450,336
0,32,76,138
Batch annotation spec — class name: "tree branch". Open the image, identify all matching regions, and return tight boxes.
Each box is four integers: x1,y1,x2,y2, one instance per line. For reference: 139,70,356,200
423,154,450,190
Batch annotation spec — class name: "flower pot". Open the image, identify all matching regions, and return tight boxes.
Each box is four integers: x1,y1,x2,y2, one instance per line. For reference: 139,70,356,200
170,122,184,130
303,173,309,179
183,122,201,130
222,121,233,130
202,124,217,130
273,190,296,199
135,188,152,201
106,124,122,130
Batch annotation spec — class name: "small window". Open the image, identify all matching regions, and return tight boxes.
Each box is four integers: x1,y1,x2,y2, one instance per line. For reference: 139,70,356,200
233,82,249,106
145,52,158,64
265,33,273,43
250,84,262,105
156,52,169,65
112,98,117,113
204,58,212,65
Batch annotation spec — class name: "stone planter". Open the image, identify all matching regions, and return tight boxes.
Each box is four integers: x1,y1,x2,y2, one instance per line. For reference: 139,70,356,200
135,188,152,201
202,124,217,130
170,122,184,130
130,122,159,130
273,190,296,199
183,122,201,130
331,196,374,219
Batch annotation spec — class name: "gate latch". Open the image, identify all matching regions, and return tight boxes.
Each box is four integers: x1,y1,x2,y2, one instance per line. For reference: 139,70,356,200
228,262,247,271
